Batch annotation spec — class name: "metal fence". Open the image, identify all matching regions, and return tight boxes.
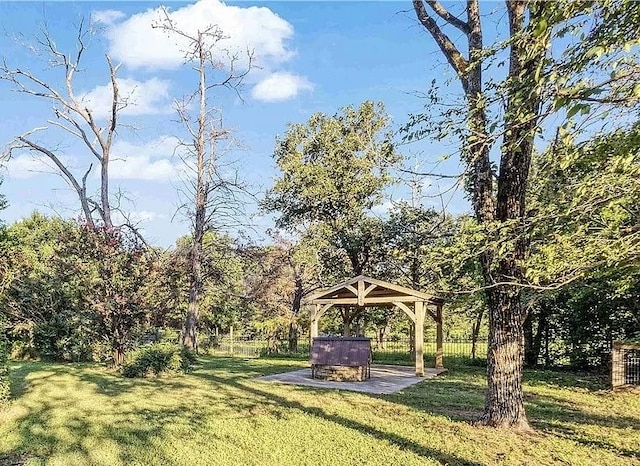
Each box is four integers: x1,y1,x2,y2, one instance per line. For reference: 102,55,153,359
625,350,640,385
611,341,640,388
207,335,488,361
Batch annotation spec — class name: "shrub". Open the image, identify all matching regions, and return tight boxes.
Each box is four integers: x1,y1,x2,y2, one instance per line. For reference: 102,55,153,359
121,343,197,378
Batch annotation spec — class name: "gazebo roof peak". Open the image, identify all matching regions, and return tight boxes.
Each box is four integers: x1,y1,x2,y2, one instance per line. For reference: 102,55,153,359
304,275,443,306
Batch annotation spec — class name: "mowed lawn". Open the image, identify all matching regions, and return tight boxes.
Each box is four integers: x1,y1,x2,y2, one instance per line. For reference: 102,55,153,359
0,357,638,466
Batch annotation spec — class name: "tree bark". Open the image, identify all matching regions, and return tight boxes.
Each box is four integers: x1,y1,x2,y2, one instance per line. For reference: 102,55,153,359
341,308,352,337
481,286,529,429
289,275,303,352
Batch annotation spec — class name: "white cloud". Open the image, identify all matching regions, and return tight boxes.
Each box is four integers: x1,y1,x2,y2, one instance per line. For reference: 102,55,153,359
251,72,313,102
103,0,294,71
109,136,183,182
91,9,126,25
4,154,74,179
80,78,172,120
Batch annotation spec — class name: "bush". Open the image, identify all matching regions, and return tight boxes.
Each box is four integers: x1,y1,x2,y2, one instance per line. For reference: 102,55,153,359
121,343,197,378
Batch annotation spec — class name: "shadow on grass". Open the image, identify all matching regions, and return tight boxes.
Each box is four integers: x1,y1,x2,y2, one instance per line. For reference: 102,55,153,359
247,356,640,460
5,357,639,464
190,363,484,466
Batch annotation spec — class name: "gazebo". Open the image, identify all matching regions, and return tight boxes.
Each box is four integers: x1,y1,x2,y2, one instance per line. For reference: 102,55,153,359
304,275,444,376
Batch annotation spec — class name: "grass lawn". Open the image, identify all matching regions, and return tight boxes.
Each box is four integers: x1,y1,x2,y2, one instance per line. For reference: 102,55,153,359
0,357,638,466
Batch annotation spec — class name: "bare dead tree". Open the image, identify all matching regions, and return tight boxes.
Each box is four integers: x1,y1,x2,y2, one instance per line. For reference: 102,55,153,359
155,9,253,351
0,20,133,230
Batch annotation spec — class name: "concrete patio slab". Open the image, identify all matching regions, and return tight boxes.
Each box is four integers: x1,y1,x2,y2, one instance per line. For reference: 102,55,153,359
256,364,447,394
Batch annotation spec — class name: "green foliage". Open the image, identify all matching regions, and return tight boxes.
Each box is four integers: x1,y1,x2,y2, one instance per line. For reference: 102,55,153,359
264,101,399,228
264,101,401,285
121,343,197,378
1,213,153,364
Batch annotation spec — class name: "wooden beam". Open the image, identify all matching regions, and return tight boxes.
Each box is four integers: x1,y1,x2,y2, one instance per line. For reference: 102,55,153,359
304,276,362,301
345,284,358,296
363,284,377,296
357,279,365,306
393,302,416,323
415,301,425,377
309,296,421,305
317,303,334,318
354,275,444,304
303,274,444,305
435,304,444,369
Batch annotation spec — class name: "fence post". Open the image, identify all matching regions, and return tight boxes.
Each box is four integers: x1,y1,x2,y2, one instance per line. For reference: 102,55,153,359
611,341,623,389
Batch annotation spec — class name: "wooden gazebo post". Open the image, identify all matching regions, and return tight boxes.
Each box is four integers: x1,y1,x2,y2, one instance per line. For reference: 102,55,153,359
414,301,425,377
309,304,318,344
435,303,444,369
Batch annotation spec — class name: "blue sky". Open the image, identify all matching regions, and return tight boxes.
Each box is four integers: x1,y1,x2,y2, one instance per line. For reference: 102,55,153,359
0,1,475,247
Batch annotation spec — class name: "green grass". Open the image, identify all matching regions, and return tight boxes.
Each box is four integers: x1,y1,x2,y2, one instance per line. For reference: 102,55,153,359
0,357,638,466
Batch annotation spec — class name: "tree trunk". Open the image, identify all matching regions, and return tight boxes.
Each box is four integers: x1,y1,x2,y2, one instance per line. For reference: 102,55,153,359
480,285,529,430
289,276,303,352
342,310,352,337
413,0,548,430
288,322,298,353
524,311,535,366
471,306,485,359
525,305,549,367
182,38,208,352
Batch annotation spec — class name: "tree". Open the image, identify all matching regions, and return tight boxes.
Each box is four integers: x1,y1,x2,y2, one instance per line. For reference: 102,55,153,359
410,0,640,429
0,21,129,231
1,214,153,365
155,10,252,351
59,225,152,365
264,101,399,335
523,122,640,367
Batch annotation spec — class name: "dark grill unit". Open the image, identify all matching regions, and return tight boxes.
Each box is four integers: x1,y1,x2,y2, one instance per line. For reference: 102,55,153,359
310,337,372,381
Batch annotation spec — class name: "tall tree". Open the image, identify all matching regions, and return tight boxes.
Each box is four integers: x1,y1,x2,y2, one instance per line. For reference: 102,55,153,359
264,101,399,335
410,0,639,429
156,10,251,351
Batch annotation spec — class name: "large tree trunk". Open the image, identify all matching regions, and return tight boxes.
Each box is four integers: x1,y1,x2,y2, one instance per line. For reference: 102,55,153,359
183,229,203,350
481,284,528,429
413,0,549,430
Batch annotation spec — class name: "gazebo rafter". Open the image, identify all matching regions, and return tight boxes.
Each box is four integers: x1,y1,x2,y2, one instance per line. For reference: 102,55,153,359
303,275,445,376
